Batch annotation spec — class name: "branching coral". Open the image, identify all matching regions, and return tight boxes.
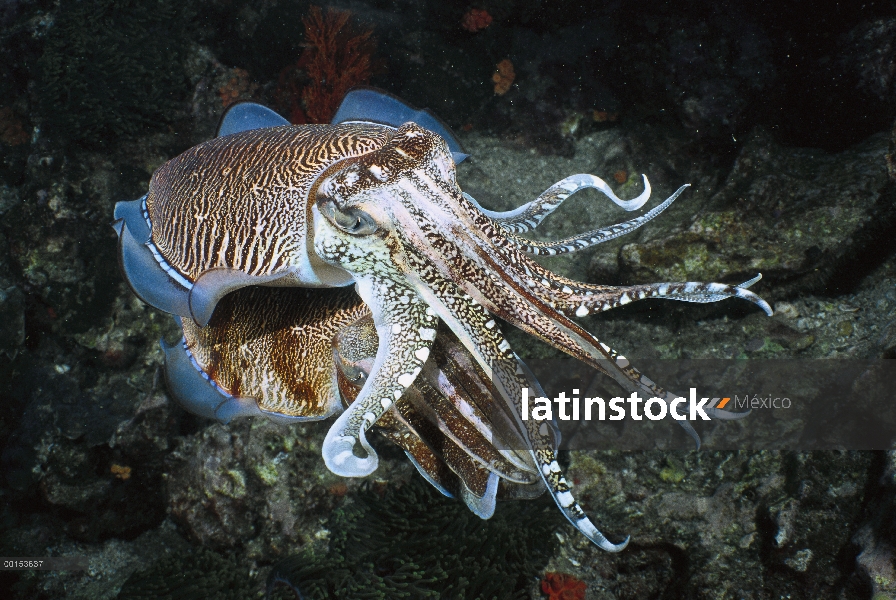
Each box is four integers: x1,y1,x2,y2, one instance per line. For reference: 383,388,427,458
279,6,376,124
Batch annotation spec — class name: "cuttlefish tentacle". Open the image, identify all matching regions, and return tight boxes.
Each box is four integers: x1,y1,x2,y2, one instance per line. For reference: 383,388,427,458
423,144,768,436
446,200,756,431
336,318,537,483
548,278,772,319
398,386,503,517
434,207,759,432
502,184,689,256
455,199,773,319
466,174,653,234
451,177,772,319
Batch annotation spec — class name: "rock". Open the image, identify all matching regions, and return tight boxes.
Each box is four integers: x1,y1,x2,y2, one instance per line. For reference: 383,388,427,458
164,419,414,559
0,283,25,358
609,127,896,299
554,450,873,598
839,19,896,106
853,450,896,600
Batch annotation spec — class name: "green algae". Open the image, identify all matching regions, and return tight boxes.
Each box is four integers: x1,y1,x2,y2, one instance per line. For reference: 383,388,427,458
660,457,686,484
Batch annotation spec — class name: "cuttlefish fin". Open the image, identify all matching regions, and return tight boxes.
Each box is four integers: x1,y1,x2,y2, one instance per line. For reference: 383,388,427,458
189,268,294,327
216,101,289,137
161,336,231,421
331,87,469,164
112,197,151,242
162,329,307,424
116,209,191,317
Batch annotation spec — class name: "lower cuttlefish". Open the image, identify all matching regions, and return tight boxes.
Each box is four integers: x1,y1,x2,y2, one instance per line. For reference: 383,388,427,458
113,88,771,551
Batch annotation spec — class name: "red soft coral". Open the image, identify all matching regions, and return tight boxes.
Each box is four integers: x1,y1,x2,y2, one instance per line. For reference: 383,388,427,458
461,8,492,32
541,572,586,600
276,6,376,124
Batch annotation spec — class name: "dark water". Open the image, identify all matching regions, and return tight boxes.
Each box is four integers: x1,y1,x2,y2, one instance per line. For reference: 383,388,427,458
1,0,895,598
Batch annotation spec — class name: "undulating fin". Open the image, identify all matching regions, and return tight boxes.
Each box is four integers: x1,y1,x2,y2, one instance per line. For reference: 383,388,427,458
161,337,228,421
188,268,294,327
112,197,151,242
215,101,289,137
331,86,469,164
162,332,303,424
116,210,191,316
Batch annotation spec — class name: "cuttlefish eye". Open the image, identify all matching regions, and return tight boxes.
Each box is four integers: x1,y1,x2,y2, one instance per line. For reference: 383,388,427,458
317,197,378,236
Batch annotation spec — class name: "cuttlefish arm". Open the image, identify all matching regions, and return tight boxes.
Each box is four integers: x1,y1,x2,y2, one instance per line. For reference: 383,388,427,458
315,207,438,477
334,322,535,518
394,228,630,550
334,316,538,484
501,184,689,256
465,174,653,234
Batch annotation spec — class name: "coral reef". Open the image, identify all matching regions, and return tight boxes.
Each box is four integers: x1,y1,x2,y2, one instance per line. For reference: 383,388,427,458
117,547,258,599
606,128,896,299
1,3,895,599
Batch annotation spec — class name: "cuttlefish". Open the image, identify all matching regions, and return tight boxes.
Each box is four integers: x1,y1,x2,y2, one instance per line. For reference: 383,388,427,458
113,88,770,551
